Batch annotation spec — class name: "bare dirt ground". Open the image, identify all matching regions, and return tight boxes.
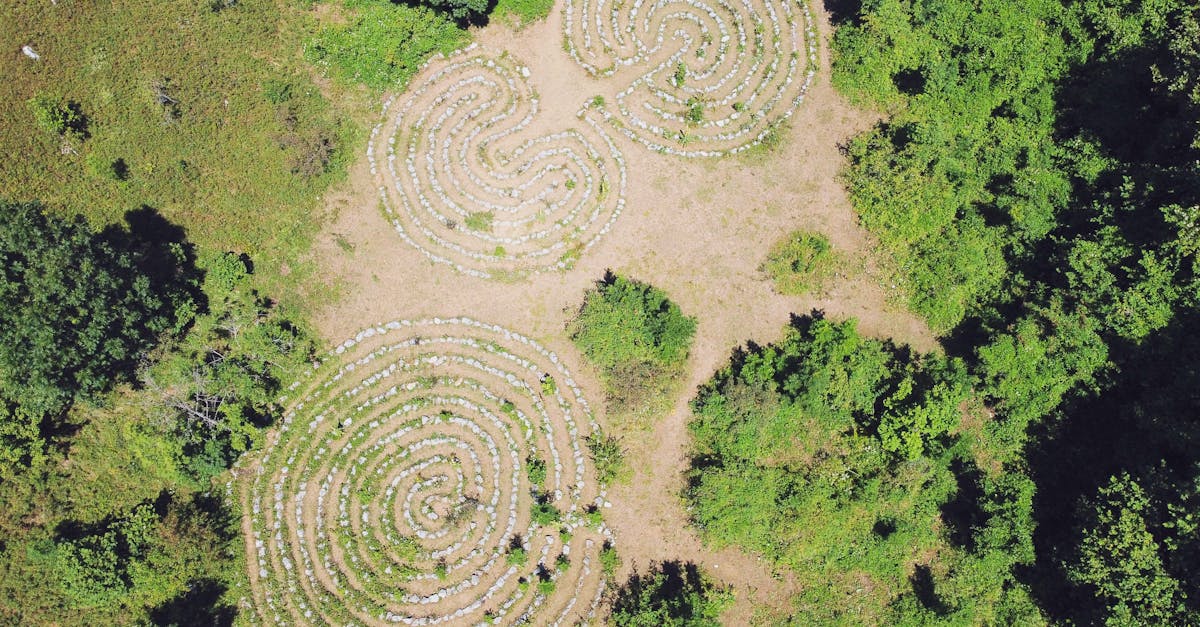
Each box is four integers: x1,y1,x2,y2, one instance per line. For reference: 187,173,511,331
303,1,935,622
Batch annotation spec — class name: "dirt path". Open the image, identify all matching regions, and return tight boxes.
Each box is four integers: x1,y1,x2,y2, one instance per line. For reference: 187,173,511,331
301,1,934,623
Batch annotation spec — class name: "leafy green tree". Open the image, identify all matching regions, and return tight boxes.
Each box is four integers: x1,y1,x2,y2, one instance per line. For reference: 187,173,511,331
609,561,730,627
0,203,195,478
568,272,696,412
686,316,972,617
55,503,158,608
141,252,313,483
1069,474,1188,625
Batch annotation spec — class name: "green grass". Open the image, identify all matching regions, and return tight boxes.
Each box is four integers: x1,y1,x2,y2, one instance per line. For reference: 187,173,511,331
0,1,366,309
493,0,556,27
465,211,495,232
761,230,840,295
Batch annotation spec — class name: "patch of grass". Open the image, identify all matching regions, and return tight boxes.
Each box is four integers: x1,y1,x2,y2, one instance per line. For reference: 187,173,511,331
0,0,362,309
305,0,468,92
465,211,495,232
761,230,840,295
493,0,555,27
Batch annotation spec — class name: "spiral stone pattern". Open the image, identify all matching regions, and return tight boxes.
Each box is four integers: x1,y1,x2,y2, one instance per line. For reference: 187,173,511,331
241,318,612,626
564,0,817,156
369,46,627,280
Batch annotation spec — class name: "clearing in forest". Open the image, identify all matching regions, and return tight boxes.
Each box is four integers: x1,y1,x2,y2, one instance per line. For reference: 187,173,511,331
242,0,934,622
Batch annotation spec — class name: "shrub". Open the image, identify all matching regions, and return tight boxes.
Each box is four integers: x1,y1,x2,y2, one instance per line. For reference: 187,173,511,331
586,431,625,484
530,501,561,526
568,272,696,413
608,561,730,626
526,455,547,486
28,93,87,139
761,230,839,295
305,2,467,91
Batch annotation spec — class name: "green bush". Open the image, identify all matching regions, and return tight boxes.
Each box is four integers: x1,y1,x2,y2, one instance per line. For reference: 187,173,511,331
609,561,730,627
305,1,467,91
761,230,839,295
28,93,86,139
568,272,696,413
586,431,625,485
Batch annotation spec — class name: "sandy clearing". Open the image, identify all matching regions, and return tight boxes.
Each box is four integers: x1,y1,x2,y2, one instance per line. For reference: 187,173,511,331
298,0,934,622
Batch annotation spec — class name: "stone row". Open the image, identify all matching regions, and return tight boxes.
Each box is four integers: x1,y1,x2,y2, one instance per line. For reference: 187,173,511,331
238,318,614,625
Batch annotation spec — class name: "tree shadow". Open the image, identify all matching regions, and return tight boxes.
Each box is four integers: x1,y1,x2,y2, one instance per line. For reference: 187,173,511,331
148,578,236,627
939,457,985,551
910,564,948,615
1018,311,1200,622
609,560,713,622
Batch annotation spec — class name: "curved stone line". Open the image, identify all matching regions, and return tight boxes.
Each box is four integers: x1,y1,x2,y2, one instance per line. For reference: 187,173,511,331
369,46,628,280
564,0,818,156
239,318,613,626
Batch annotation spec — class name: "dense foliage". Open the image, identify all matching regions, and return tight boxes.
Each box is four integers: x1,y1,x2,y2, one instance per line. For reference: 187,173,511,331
608,561,730,626
568,272,697,414
821,0,1200,623
0,203,195,479
305,0,467,90
141,252,315,483
686,316,1042,621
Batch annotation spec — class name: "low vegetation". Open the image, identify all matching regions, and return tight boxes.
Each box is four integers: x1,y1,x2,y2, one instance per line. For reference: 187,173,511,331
761,230,840,296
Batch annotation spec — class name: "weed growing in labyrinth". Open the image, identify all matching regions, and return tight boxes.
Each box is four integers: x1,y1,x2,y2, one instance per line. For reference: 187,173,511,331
465,211,495,232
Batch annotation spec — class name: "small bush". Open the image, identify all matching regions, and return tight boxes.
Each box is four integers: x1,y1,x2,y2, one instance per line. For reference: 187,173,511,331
599,543,621,577
608,561,730,626
28,93,87,139
526,455,547,486
568,272,696,413
531,501,561,526
506,545,528,566
305,2,467,91
587,431,625,484
761,230,839,295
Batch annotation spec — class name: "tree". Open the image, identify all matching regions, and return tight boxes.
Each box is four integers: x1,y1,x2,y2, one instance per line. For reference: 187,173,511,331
609,561,730,627
140,252,312,482
0,203,196,477
568,271,696,412
1068,474,1188,625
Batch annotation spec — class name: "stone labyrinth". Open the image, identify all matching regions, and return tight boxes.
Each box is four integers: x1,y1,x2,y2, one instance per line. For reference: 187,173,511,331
564,0,817,156
370,46,628,280
240,318,614,625
370,0,815,277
